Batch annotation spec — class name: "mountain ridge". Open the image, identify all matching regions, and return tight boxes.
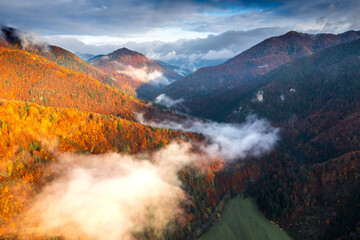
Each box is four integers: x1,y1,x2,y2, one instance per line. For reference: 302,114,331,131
160,30,360,104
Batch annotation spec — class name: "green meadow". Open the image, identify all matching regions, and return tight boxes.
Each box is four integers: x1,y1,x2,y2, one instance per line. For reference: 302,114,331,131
198,196,292,240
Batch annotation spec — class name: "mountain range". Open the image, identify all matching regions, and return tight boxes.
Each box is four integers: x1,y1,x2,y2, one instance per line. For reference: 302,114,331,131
158,30,360,121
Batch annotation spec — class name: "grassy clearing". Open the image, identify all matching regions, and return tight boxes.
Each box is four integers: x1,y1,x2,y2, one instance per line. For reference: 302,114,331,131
198,196,292,240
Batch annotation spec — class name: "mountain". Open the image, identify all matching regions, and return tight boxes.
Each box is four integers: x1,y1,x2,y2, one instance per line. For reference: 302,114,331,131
230,38,360,125
0,26,144,96
0,44,147,121
233,39,360,239
159,30,360,116
90,47,182,99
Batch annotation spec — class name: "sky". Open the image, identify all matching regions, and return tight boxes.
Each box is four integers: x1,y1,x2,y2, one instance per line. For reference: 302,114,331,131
1,0,360,70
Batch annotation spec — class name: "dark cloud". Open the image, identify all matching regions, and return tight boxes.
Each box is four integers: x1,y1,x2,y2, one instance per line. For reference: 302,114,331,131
1,0,359,36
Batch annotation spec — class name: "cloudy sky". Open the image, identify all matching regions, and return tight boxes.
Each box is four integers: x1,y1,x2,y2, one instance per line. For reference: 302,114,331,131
1,0,360,70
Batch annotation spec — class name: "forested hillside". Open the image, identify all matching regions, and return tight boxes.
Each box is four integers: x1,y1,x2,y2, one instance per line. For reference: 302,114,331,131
232,39,360,239
0,99,202,237
160,30,360,119
0,40,184,123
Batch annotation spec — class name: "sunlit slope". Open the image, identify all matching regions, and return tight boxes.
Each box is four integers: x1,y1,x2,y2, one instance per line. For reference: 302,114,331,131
0,25,139,95
0,99,200,236
198,196,292,240
0,46,155,121
42,45,140,96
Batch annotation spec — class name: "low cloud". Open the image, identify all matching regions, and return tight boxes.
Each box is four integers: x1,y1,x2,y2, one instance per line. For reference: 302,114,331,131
115,63,171,86
154,94,185,108
16,30,49,52
23,143,195,240
20,112,279,239
137,114,279,161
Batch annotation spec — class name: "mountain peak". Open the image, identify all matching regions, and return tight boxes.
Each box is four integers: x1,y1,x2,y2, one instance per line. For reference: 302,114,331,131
285,30,300,35
110,47,143,57
282,30,309,39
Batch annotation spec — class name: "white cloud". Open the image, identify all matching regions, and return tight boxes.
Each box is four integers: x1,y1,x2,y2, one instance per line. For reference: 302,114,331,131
137,113,279,161
114,63,171,86
202,48,236,60
154,94,184,108
24,143,195,240
16,30,49,52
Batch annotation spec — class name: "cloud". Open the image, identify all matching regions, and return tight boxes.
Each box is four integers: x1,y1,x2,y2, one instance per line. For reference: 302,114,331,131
114,63,171,86
154,94,185,108
202,48,236,60
137,113,279,161
0,1,208,36
23,143,194,240
1,0,360,41
16,29,49,52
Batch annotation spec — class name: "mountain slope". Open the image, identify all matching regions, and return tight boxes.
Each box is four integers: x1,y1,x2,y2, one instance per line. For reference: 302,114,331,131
231,38,360,125
160,30,360,104
90,47,181,99
0,25,145,96
0,99,201,237
235,39,360,239
0,44,164,121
